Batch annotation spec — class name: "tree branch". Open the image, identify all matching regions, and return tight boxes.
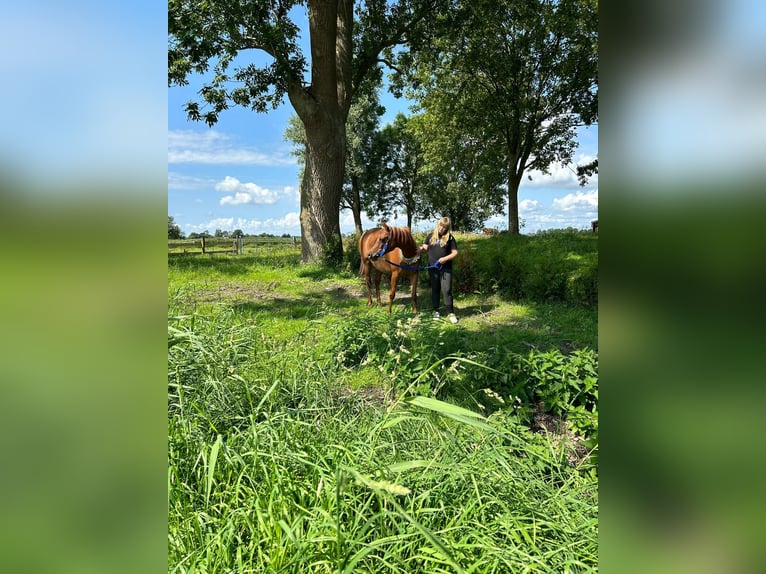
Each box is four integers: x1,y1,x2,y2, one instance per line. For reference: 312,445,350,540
377,58,401,74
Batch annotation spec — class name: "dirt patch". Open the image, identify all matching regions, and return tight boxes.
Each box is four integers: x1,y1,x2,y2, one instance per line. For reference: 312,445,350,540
531,402,591,467
334,384,395,409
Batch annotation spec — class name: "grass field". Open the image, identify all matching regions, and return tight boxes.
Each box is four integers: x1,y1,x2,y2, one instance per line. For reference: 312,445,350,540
168,232,598,572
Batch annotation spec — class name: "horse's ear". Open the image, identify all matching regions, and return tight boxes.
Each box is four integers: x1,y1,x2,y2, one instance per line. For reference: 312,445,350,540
381,220,389,231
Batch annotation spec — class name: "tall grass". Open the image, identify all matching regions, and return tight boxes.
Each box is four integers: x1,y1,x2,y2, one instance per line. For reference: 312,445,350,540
169,296,598,572
168,233,598,572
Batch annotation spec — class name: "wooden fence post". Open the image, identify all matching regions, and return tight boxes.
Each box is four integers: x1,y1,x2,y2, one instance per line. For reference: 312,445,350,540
201,236,206,254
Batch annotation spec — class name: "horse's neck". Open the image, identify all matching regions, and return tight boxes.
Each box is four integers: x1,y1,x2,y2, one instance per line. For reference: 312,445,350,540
401,243,417,258
390,227,417,257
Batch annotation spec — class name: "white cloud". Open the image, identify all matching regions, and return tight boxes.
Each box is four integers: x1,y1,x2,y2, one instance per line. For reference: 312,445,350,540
286,185,300,205
271,212,301,229
168,171,215,190
522,163,579,188
216,176,279,205
186,213,303,236
521,155,599,190
553,189,599,211
519,199,541,212
168,129,296,166
205,217,235,229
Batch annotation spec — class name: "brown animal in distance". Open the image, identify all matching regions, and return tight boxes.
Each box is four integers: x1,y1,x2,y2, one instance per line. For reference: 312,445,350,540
358,222,421,314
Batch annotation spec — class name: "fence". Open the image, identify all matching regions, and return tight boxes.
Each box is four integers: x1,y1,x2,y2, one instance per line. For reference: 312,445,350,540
168,236,300,256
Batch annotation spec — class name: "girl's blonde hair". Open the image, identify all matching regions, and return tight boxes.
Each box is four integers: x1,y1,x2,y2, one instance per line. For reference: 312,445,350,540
429,216,452,247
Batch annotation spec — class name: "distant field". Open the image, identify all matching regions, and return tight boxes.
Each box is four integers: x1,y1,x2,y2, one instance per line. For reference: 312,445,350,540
168,235,300,255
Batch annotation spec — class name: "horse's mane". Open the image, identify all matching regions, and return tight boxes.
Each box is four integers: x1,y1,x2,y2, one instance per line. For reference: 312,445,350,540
385,225,418,258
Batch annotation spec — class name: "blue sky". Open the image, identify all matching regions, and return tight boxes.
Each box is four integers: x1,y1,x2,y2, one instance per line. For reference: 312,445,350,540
169,86,598,238
169,91,598,237
168,8,598,237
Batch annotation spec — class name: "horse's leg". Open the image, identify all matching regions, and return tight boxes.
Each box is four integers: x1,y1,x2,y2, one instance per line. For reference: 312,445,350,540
363,263,373,307
388,271,399,314
410,272,418,314
374,271,382,307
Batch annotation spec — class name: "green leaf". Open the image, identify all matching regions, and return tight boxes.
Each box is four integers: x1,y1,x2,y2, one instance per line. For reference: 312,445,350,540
204,434,222,508
406,395,486,419
378,414,417,430
385,459,434,473
406,395,495,432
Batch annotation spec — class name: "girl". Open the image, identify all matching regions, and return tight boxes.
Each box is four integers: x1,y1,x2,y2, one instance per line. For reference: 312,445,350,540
420,216,459,323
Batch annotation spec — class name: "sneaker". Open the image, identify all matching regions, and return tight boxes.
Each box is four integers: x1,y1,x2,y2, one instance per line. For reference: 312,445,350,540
433,312,441,320
448,313,458,324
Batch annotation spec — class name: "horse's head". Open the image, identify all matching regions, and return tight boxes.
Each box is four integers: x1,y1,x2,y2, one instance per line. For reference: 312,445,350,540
366,222,391,261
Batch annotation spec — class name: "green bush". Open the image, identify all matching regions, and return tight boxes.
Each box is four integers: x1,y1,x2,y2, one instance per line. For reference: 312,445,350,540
520,348,598,437
565,252,598,307
329,311,465,396
345,228,598,306
342,231,362,273
456,229,597,306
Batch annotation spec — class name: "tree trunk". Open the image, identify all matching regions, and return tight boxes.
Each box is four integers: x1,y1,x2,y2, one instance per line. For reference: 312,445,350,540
507,183,520,235
286,0,352,263
507,159,522,235
406,178,414,229
350,174,363,234
300,117,346,262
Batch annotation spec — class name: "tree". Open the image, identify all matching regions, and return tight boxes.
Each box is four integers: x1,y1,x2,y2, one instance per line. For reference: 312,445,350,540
284,80,385,236
169,0,445,262
576,158,598,186
407,113,507,231
363,113,429,229
284,114,306,185
343,82,386,234
168,216,183,239
401,0,598,234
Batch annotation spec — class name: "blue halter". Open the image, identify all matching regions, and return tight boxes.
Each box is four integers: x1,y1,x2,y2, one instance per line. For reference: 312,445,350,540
375,242,389,258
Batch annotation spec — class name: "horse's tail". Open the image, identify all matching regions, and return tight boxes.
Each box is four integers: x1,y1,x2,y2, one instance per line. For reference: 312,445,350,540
358,230,370,276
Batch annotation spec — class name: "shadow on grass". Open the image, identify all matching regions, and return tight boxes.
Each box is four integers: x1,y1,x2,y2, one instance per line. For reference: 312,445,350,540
225,288,595,354
297,265,356,281
230,287,367,320
232,299,326,320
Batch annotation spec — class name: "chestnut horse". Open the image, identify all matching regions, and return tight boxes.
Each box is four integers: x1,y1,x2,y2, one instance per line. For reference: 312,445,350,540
358,222,421,314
